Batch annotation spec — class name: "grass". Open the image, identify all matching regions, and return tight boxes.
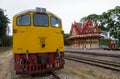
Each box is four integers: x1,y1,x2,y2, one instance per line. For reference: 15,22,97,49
99,75,106,79
78,74,88,79
0,67,2,71
98,75,113,79
58,69,87,79
86,70,96,77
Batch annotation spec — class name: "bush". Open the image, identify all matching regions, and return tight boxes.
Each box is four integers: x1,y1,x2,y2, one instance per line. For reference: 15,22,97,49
0,35,12,47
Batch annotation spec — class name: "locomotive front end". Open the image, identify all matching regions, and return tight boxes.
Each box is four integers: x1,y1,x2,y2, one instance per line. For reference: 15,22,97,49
13,7,64,74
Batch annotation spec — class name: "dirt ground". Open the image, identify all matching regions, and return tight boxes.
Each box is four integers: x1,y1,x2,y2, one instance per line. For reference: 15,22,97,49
0,48,12,79
58,59,120,79
0,49,120,79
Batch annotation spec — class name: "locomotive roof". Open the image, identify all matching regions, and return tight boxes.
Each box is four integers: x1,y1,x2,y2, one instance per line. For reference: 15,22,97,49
14,8,61,19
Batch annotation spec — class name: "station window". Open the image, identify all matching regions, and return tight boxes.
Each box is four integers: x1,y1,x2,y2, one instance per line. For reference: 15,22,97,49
33,13,48,26
17,14,30,26
50,16,60,28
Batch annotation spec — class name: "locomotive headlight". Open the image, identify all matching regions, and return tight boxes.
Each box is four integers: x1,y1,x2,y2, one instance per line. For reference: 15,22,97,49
36,7,46,13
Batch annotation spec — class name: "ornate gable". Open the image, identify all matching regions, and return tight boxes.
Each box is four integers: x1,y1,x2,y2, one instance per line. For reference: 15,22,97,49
67,19,101,40
82,19,93,33
69,24,78,36
71,27,77,36
90,24,101,34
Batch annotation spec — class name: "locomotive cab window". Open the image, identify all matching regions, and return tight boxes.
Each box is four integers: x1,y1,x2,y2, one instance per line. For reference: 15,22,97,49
33,13,48,27
50,16,60,28
17,14,30,26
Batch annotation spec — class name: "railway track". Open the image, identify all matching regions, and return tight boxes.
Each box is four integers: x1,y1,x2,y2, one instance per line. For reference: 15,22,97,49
65,54,120,71
65,50,120,58
49,72,61,79
12,72,61,79
33,72,61,79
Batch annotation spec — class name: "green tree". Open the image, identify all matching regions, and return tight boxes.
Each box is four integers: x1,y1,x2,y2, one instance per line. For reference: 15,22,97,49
80,14,106,31
1,35,12,47
64,33,70,46
106,6,120,38
0,8,10,46
80,6,120,39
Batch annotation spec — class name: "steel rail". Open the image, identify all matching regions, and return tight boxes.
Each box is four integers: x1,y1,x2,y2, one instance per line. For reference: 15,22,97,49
49,72,61,79
65,54,120,71
29,72,61,79
65,51,120,58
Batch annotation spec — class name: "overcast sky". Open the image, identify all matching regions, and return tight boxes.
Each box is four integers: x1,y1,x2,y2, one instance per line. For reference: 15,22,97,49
1,0,120,35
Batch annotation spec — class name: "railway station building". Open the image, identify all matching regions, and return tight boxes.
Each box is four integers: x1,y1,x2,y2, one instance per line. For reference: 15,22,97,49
67,19,102,49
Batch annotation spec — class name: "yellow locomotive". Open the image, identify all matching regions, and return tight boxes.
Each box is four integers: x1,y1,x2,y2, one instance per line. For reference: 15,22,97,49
13,7,64,74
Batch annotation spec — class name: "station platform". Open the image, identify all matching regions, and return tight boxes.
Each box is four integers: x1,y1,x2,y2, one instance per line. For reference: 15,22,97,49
65,48,120,57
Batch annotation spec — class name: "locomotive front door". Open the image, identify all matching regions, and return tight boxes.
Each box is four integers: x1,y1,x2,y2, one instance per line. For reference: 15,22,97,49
50,16,64,52
13,14,32,53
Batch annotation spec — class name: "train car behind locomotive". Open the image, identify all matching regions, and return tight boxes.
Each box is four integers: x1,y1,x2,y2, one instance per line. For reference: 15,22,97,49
13,7,64,74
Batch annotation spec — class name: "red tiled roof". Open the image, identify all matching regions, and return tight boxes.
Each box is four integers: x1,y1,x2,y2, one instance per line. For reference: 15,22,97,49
70,19,101,35
68,19,101,40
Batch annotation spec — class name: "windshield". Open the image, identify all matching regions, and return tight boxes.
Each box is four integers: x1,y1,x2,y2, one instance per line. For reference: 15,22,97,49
17,14,30,26
50,16,61,28
33,13,48,27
